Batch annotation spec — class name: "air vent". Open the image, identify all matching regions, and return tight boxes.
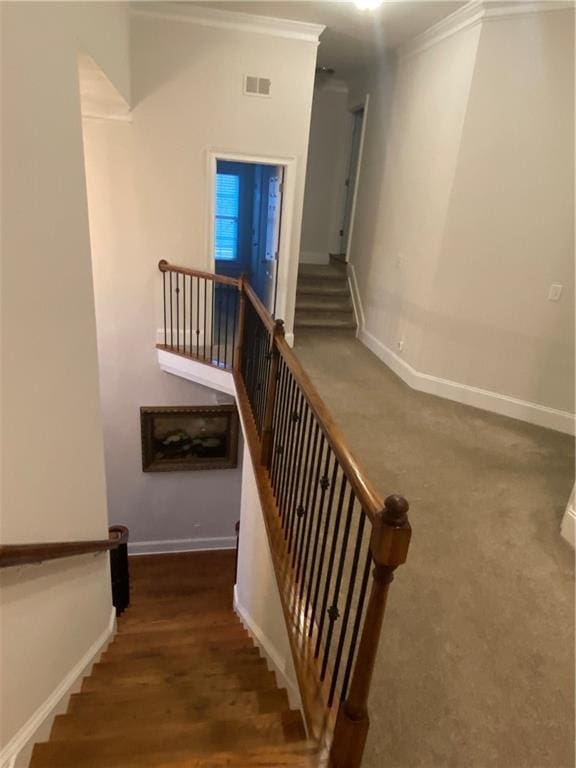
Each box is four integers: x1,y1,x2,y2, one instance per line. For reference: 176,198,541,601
244,75,271,98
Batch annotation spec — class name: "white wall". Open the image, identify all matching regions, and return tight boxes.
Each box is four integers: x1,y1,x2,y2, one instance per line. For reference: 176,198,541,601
234,428,300,708
300,82,351,263
0,0,130,757
130,7,318,335
349,6,575,428
82,117,242,554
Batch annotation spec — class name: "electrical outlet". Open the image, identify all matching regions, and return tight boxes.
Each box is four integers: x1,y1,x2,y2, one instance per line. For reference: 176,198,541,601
548,284,563,302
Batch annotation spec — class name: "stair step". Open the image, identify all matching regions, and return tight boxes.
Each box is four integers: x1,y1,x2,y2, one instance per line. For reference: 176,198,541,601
105,741,319,768
298,264,346,280
103,637,256,660
296,295,352,312
65,687,290,724
297,278,349,295
83,659,272,691
31,712,306,767
91,652,266,679
295,311,356,329
116,609,243,634
112,622,249,648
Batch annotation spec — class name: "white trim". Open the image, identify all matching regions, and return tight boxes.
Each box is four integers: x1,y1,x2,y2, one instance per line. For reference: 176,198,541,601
129,537,236,556
284,332,294,348
157,347,236,396
343,94,370,264
359,328,575,436
131,3,325,44
561,505,576,548
233,585,302,711
0,608,116,768
398,1,574,61
206,149,297,324
299,251,329,265
81,113,133,124
347,262,364,335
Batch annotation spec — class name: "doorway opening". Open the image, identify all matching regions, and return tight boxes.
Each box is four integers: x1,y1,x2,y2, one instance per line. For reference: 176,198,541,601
213,159,284,316
338,106,364,259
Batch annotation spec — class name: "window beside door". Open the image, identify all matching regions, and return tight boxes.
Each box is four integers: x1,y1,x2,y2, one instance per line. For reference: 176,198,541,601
214,173,240,261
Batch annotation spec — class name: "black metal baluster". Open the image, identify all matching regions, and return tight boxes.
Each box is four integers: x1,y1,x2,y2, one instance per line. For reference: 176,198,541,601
287,404,311,554
211,281,215,364
203,279,207,360
298,432,325,595
329,508,367,705
279,389,303,525
162,271,167,346
175,272,180,351
294,422,320,577
231,289,237,368
182,273,186,354
304,445,332,616
314,474,348,658
169,271,173,348
277,376,298,524
320,487,355,681
196,275,200,359
275,369,295,499
217,284,223,366
270,361,288,488
224,286,230,368
188,275,193,356
340,547,372,702
308,458,340,637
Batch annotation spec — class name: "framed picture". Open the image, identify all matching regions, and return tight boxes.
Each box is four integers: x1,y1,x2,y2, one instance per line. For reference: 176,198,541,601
140,405,239,472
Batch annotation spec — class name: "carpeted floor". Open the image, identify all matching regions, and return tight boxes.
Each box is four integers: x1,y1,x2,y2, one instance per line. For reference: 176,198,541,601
293,328,574,768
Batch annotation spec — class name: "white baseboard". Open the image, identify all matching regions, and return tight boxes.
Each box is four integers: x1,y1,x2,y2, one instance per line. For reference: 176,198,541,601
347,262,364,334
233,585,301,711
0,608,116,768
129,536,236,556
561,505,576,547
299,251,330,265
359,328,575,435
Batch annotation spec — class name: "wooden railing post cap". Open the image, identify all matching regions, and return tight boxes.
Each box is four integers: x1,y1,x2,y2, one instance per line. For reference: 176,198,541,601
370,494,411,568
158,259,169,272
273,318,285,336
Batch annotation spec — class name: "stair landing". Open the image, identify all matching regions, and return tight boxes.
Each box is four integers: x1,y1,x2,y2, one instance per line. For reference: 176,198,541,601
30,552,316,768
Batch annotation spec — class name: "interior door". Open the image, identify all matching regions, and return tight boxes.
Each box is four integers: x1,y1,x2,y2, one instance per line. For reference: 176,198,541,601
252,165,283,315
340,108,364,256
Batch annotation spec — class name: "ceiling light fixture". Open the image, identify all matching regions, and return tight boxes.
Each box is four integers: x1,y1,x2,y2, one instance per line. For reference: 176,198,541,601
353,0,383,10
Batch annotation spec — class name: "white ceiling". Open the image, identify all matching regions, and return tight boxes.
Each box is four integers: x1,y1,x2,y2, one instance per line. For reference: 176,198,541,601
192,1,464,76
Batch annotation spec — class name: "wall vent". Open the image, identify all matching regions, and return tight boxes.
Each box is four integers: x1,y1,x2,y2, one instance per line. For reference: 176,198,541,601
244,75,271,98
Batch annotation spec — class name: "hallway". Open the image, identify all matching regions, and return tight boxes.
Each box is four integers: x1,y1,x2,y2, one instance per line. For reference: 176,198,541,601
294,329,574,768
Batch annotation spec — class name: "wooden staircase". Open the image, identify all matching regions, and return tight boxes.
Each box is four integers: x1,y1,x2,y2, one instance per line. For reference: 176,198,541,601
30,552,317,768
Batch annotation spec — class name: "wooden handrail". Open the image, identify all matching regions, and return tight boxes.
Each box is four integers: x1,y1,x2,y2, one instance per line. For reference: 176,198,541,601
243,281,277,334
0,526,129,568
274,334,383,523
158,259,240,288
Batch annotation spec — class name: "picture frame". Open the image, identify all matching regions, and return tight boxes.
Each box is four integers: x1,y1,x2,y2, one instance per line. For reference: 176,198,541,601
140,405,239,472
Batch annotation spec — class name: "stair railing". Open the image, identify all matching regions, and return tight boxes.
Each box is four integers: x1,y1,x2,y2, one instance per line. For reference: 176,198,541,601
157,260,411,768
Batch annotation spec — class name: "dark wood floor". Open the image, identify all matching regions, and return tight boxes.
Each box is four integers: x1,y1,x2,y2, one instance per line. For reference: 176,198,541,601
30,551,316,767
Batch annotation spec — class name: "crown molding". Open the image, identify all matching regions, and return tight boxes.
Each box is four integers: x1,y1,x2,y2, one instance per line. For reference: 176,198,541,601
130,2,325,44
398,1,574,61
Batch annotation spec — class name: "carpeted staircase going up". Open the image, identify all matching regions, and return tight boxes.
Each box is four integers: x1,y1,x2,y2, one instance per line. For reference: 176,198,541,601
295,262,356,330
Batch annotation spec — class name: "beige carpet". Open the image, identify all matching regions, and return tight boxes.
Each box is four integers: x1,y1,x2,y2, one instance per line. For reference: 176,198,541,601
293,329,574,768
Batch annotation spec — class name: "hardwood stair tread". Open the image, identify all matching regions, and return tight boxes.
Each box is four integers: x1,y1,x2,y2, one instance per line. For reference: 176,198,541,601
31,712,306,767
81,667,278,694
102,638,257,660
89,654,268,680
65,688,290,722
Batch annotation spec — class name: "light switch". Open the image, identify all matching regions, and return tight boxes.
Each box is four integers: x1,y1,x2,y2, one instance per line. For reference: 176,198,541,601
548,284,563,302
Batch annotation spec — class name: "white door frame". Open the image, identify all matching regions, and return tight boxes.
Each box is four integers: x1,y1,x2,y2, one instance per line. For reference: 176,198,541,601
343,93,370,264
206,149,296,323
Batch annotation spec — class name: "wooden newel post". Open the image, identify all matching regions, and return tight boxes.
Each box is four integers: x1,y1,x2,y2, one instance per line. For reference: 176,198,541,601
234,276,247,372
260,319,285,468
329,494,411,768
